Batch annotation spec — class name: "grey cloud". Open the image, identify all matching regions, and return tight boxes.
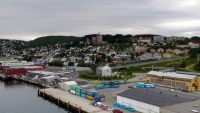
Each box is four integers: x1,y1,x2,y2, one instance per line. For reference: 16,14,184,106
0,0,200,40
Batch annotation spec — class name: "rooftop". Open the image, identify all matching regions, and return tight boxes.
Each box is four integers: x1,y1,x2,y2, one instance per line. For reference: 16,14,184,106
117,88,200,107
163,99,200,113
76,81,89,85
147,71,197,80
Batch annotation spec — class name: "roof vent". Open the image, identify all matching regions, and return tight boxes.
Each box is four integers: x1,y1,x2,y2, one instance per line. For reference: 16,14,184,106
193,105,199,107
191,109,199,113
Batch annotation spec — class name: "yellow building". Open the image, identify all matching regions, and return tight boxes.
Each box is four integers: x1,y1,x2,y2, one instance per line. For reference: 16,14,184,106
145,71,200,92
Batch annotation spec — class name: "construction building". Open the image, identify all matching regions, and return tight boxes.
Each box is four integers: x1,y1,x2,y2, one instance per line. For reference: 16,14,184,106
145,70,200,92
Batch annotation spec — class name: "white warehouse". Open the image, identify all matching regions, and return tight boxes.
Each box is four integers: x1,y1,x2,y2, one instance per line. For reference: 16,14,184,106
116,88,199,113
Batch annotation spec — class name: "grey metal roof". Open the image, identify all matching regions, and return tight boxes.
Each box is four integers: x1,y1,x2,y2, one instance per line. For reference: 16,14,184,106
117,88,199,107
147,71,197,80
163,99,200,113
176,71,200,76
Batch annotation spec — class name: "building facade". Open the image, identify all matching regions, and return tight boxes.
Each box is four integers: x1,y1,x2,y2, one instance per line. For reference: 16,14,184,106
96,65,112,77
145,71,200,91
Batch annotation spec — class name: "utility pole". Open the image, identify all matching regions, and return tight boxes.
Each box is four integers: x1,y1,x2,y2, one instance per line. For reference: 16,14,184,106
151,65,154,71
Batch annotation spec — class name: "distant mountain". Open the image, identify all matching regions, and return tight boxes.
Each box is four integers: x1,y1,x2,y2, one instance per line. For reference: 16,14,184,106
28,36,81,47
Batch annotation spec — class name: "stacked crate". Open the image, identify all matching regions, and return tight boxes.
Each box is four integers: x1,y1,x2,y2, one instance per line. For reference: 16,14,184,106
70,86,101,101
110,81,120,88
86,90,98,100
75,86,81,96
80,89,87,98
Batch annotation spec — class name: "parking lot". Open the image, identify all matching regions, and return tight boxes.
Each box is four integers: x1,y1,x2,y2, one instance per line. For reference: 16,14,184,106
97,83,140,113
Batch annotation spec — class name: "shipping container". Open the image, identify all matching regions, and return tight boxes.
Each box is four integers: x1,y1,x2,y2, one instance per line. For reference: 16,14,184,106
75,86,81,90
110,81,120,85
102,82,110,85
136,82,146,88
96,85,104,89
70,86,76,90
86,95,94,100
75,91,81,96
94,95,105,102
145,84,155,88
81,89,87,94
75,87,81,96
103,84,110,88
70,89,76,95
80,93,87,98
87,90,98,97
110,85,119,88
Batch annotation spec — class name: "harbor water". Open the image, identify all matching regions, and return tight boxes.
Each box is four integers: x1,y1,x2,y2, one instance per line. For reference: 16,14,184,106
0,80,70,113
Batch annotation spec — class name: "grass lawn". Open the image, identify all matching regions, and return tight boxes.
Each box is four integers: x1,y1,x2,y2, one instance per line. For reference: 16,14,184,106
185,64,200,72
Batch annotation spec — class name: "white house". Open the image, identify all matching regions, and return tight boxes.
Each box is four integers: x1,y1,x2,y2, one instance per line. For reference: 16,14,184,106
188,42,200,48
96,65,112,77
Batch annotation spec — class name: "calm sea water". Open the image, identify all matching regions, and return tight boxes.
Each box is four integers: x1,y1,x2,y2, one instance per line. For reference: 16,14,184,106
0,80,69,113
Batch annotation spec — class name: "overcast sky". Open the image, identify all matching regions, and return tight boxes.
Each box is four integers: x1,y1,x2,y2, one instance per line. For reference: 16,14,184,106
0,0,200,41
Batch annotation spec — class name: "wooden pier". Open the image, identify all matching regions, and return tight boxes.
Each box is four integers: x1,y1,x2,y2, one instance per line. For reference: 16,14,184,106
13,77,51,88
38,88,112,113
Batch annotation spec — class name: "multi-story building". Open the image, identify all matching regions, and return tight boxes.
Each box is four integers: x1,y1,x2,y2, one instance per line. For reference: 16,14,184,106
165,36,186,42
96,34,103,44
153,35,165,43
91,34,103,45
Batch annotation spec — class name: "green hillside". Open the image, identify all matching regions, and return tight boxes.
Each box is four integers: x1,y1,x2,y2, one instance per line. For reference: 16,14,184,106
28,36,81,47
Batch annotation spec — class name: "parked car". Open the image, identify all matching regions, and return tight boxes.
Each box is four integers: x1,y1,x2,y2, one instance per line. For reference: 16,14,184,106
113,110,123,113
107,107,114,111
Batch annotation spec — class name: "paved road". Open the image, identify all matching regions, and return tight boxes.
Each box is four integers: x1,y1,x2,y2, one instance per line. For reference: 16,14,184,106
111,57,187,70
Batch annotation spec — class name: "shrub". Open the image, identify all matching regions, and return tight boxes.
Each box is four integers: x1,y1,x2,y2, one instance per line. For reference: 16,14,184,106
48,60,64,67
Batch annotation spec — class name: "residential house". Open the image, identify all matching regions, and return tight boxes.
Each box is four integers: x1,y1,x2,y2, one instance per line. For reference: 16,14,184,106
96,65,112,77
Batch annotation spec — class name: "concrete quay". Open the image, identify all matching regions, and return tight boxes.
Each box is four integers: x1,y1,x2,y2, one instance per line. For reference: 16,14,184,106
38,88,112,113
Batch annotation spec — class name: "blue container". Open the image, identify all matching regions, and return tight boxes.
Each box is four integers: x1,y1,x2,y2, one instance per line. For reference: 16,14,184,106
103,84,110,88
110,85,119,88
102,82,110,85
136,82,146,88
127,106,135,112
94,95,105,102
120,104,127,109
87,90,98,97
81,93,87,98
81,89,87,94
112,102,119,107
111,81,119,85
124,80,128,84
96,85,104,89
145,84,155,88
94,97,100,102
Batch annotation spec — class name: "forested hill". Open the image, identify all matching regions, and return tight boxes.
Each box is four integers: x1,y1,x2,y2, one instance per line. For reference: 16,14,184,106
2,34,194,48
28,34,134,47
28,36,81,47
